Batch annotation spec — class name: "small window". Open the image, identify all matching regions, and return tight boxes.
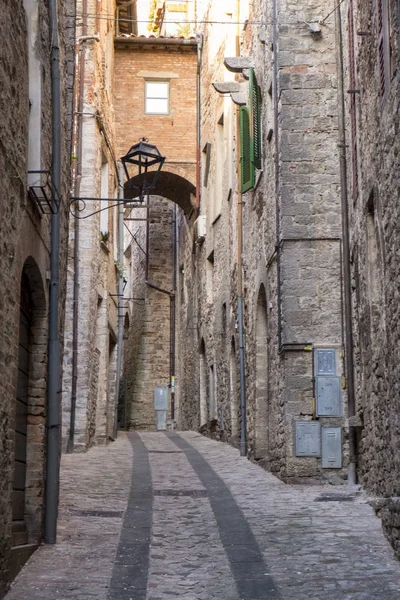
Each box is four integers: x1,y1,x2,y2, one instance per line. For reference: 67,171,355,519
145,81,169,114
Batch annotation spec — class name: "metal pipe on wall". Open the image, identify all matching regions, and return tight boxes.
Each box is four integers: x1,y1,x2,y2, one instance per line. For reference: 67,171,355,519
45,0,62,544
235,0,247,457
272,0,283,351
195,33,203,210
113,162,125,439
335,1,357,485
67,8,88,453
171,204,177,426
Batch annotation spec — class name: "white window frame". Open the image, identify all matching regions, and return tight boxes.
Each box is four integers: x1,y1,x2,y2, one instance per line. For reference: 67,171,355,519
144,80,170,115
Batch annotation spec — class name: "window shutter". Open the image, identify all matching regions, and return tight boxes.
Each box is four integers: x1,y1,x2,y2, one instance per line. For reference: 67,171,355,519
240,106,254,193
249,68,262,170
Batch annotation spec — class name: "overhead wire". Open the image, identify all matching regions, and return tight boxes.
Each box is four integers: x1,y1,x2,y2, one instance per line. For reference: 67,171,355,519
78,13,265,26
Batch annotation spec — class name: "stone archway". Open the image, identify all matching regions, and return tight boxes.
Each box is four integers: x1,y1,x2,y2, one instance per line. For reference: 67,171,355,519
12,257,47,550
124,170,196,217
255,284,269,460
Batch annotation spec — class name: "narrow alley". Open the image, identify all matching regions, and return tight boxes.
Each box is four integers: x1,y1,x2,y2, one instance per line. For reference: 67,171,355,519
6,432,400,600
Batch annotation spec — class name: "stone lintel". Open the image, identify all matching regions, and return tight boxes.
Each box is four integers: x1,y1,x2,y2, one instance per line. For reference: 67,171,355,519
224,56,254,73
230,92,247,106
212,82,241,94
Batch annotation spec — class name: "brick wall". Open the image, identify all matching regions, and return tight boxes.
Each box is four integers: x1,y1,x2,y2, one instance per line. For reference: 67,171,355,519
62,0,119,452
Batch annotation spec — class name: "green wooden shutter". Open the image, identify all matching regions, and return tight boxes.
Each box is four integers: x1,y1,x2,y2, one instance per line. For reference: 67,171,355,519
240,106,254,193
249,68,262,170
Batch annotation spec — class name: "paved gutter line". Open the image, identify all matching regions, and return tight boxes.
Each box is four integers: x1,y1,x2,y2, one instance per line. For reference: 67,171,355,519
108,433,152,600
169,433,281,600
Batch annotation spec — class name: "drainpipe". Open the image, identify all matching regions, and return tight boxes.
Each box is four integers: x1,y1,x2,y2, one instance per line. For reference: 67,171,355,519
67,22,87,454
170,204,177,427
195,33,203,211
235,0,247,457
272,0,283,351
45,0,62,544
113,162,125,439
335,2,357,485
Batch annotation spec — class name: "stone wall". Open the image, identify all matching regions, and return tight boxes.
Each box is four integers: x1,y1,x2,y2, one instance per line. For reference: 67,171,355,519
0,0,74,593
62,0,118,452
123,197,173,430
344,0,400,555
176,0,348,483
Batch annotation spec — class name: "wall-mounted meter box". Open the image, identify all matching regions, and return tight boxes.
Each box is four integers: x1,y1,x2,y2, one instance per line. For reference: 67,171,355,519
295,421,321,457
154,386,168,411
316,376,342,416
322,427,342,468
314,348,337,376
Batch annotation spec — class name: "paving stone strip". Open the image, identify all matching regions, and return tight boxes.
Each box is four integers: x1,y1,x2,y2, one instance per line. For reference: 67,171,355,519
169,432,281,600
108,432,152,600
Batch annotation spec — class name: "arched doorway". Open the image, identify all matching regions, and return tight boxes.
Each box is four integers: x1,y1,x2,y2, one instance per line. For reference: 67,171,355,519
199,339,207,426
12,258,47,547
229,337,239,446
255,285,269,460
12,271,32,545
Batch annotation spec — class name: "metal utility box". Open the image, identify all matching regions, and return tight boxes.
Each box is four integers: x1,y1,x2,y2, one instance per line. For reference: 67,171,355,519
156,410,167,431
314,348,337,376
154,386,168,411
322,427,342,468
295,421,321,457
154,386,168,431
316,376,342,416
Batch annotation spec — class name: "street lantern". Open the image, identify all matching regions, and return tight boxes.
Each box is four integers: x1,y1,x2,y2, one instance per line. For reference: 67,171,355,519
120,138,165,201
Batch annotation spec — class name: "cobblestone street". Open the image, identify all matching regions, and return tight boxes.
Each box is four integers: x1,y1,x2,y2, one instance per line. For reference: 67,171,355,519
6,432,400,600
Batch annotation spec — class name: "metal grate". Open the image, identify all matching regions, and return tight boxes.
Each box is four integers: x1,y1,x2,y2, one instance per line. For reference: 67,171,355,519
154,489,207,497
314,493,356,502
68,509,124,517
147,450,182,454
28,170,60,214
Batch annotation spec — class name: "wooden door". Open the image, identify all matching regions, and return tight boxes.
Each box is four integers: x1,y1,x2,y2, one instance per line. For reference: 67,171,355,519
12,274,31,546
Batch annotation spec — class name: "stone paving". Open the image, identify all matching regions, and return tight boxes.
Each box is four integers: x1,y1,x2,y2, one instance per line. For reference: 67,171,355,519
5,431,400,599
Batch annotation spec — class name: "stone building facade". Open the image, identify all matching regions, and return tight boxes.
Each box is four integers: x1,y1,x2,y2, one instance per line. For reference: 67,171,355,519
174,0,348,483
62,0,119,452
0,0,74,594
114,35,198,430
342,0,400,555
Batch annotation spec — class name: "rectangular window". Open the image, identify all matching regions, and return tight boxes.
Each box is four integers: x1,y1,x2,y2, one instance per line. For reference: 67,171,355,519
145,81,169,114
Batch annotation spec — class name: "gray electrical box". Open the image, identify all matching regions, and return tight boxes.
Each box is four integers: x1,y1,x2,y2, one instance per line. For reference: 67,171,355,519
154,386,168,411
316,376,342,416
314,348,336,376
156,410,167,431
295,421,321,456
322,427,342,468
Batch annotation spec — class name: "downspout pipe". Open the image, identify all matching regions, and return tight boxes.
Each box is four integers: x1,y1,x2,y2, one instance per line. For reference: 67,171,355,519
170,204,177,427
272,0,283,351
335,2,357,485
45,0,62,544
195,33,203,211
113,162,125,439
235,0,247,457
67,22,88,455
